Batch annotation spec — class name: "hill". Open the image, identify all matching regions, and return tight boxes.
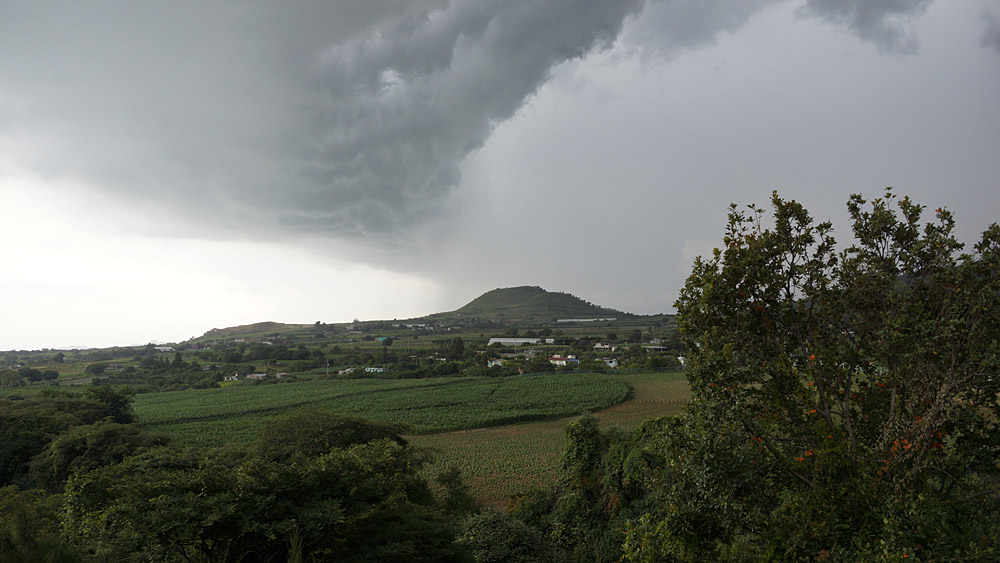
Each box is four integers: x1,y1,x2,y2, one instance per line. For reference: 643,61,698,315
198,322,307,340
436,286,625,321
183,286,633,345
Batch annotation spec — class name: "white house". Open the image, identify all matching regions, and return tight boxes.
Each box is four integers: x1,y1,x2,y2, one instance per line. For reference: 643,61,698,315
548,354,579,367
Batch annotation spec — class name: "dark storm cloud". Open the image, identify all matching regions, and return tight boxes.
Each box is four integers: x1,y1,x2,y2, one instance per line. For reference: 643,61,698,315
983,12,1000,55
797,0,934,53
0,0,643,240
283,0,644,237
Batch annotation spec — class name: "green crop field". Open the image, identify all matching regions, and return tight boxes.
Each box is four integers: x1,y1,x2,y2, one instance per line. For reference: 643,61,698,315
412,370,691,507
134,372,629,448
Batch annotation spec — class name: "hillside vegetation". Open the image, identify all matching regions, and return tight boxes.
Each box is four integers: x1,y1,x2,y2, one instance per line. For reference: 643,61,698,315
437,286,626,321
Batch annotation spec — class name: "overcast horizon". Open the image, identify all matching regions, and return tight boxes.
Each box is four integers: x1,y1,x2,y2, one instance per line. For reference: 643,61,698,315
2,0,998,351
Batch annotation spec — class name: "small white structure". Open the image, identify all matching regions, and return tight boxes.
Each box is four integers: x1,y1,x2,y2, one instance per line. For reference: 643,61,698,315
154,346,176,353
548,354,579,367
487,359,505,368
365,367,388,373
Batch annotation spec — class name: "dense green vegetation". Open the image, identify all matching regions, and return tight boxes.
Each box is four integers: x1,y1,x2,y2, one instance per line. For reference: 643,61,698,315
135,372,629,447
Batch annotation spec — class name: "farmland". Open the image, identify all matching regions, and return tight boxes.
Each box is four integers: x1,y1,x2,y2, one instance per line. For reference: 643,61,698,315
134,371,630,448
412,370,690,506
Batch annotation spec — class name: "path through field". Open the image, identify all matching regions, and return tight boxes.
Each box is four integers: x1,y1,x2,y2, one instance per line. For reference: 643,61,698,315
411,371,690,508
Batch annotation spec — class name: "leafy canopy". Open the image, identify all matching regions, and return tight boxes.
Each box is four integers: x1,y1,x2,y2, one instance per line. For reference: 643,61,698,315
625,190,1000,561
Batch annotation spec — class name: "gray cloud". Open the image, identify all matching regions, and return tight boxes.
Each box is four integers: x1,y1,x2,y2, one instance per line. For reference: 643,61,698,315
624,0,781,58
983,12,1000,55
0,0,643,242
797,0,934,53
284,0,644,237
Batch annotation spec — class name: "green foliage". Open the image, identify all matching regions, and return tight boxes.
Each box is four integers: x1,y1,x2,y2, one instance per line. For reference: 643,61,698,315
627,191,1000,560
0,486,82,563
253,410,409,462
63,438,470,562
84,363,108,376
459,511,567,563
436,465,479,516
0,395,120,487
29,421,171,492
83,383,135,423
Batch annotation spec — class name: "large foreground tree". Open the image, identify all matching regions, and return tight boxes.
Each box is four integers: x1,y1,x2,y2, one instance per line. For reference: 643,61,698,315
624,190,999,561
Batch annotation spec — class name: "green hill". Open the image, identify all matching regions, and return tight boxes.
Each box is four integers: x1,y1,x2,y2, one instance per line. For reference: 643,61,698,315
444,286,624,320
185,286,630,344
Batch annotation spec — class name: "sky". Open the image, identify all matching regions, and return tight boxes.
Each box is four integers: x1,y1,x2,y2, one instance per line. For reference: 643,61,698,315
1,0,998,350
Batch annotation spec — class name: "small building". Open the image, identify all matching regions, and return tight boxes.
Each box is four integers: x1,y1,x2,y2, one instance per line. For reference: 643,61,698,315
548,354,579,367
487,359,505,368
364,367,388,373
154,346,176,353
246,373,269,380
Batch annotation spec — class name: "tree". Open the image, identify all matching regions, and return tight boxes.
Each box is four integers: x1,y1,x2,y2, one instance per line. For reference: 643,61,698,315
82,384,135,424
29,421,171,492
0,486,83,562
624,191,1000,560
253,410,408,463
18,367,42,385
443,337,465,361
83,363,107,376
52,352,65,364
382,336,393,362
64,434,470,562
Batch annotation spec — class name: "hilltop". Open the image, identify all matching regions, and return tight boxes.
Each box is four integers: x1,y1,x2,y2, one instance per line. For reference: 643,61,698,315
431,286,626,322
199,322,307,340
